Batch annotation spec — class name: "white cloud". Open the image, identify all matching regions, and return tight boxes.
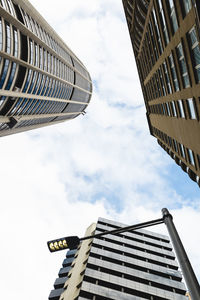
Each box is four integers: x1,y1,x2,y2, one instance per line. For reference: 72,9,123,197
0,0,199,299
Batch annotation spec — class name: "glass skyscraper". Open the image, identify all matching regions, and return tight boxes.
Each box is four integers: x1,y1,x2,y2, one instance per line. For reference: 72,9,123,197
0,0,92,136
49,218,187,300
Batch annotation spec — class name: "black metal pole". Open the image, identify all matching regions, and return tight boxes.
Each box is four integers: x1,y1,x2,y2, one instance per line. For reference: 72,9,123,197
80,217,164,242
162,208,200,300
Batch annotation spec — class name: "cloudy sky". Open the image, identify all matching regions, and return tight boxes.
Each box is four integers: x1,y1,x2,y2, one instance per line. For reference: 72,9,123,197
0,1,200,299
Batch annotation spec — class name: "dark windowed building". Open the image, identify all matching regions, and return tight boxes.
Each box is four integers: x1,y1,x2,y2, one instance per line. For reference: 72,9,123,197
49,218,187,300
0,0,92,136
123,0,200,186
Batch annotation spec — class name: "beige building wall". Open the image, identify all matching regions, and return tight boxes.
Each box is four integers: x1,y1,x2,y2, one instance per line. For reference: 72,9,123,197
59,223,96,300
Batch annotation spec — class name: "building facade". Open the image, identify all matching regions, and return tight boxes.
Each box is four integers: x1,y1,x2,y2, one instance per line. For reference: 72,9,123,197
0,0,92,136
49,218,187,300
122,0,200,186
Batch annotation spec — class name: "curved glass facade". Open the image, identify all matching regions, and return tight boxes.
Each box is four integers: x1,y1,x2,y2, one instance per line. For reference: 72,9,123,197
0,0,92,136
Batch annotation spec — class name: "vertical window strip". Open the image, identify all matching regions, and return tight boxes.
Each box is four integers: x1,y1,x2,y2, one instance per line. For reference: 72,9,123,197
186,98,197,119
176,43,190,88
157,0,169,45
187,27,200,83
163,61,172,94
168,54,179,92
166,0,178,34
0,18,2,51
6,22,11,54
182,0,192,16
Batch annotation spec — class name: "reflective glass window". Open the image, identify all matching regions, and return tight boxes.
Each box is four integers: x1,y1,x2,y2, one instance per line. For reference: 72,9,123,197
28,71,37,94
180,144,186,158
187,98,197,119
50,55,53,74
40,76,47,96
29,39,33,64
187,148,195,166
187,27,200,82
158,0,169,45
166,102,171,116
176,43,190,88
171,101,177,117
149,21,159,61
173,139,178,152
39,46,42,69
5,62,16,90
10,97,22,114
0,59,9,88
6,22,11,54
168,54,179,91
7,0,15,15
43,49,46,71
158,68,166,96
13,28,18,57
0,0,7,10
35,43,38,67
37,75,44,95
22,10,30,29
182,0,192,16
178,100,185,118
34,22,41,39
0,18,2,51
163,61,172,94
22,69,32,92
162,103,166,115
45,77,52,96
166,0,178,34
30,16,36,34
32,73,41,94
152,8,163,54
47,52,50,72
0,96,6,108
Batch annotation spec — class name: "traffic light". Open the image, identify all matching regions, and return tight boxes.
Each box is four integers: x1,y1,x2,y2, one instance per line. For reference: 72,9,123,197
47,236,80,252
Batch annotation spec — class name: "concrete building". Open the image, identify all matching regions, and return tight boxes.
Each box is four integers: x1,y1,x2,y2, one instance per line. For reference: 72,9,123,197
122,0,200,186
0,0,92,136
49,218,187,300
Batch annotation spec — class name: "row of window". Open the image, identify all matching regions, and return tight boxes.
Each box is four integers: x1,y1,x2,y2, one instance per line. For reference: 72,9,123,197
10,98,67,116
0,113,77,132
0,18,18,56
0,94,85,118
152,126,199,169
0,58,17,90
85,262,185,295
0,57,75,98
96,224,171,251
90,248,179,281
97,220,170,243
0,0,90,80
139,0,192,77
21,68,74,98
149,97,198,120
0,17,90,89
15,116,54,128
28,39,75,82
145,56,175,100
0,0,72,65
145,26,200,101
131,0,146,53
96,235,173,260
92,241,176,270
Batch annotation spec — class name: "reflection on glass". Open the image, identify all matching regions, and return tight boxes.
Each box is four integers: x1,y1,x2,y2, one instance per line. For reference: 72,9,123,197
187,98,196,119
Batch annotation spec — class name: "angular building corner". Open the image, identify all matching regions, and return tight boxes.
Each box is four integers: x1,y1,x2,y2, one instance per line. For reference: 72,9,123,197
49,218,188,300
122,0,200,187
0,0,92,137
